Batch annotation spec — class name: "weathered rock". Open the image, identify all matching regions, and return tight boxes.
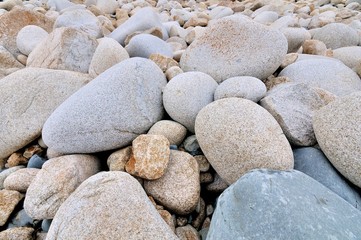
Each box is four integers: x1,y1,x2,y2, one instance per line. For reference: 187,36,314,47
176,225,200,240
279,59,361,96
147,120,187,146
157,209,175,232
89,37,129,77
0,46,24,69
149,53,179,72
294,147,361,209
332,46,361,76
313,91,361,188
0,6,53,56
16,25,48,56
46,172,178,239
302,39,328,56
0,166,24,189
24,154,100,219
214,76,266,102
4,168,40,193
125,34,173,58
42,58,166,154
180,16,288,82
0,68,90,160
208,169,361,239
194,155,210,172
125,134,170,180
260,83,333,146
195,98,294,185
163,71,218,133
54,9,102,38
107,146,132,171
144,150,200,215
313,23,359,49
6,153,28,168
0,227,34,240
27,27,98,73
0,189,23,226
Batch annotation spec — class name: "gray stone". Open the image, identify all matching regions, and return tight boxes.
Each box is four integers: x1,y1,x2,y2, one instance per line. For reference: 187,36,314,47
42,58,166,154
294,147,361,209
332,46,361,76
260,83,332,146
41,219,52,232
280,27,311,53
27,155,47,169
6,209,33,228
144,150,200,215
279,59,361,96
4,168,40,193
313,91,361,188
183,135,200,153
125,34,173,58
27,27,98,73
24,154,101,219
313,23,359,49
16,25,49,56
163,71,218,133
180,16,287,82
214,76,266,102
0,166,24,190
109,7,168,46
47,0,76,11
253,11,279,24
208,169,361,239
147,120,187,146
209,6,234,20
53,9,102,38
195,98,294,185
0,68,90,160
46,172,178,239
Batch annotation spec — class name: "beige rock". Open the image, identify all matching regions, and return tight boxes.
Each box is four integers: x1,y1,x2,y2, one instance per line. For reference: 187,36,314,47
263,75,292,91
0,46,24,69
0,0,23,11
148,120,187,146
281,53,298,68
23,145,43,159
0,166,24,189
144,150,200,215
16,54,27,65
192,197,206,229
97,15,115,35
4,168,39,192
125,134,170,180
183,16,208,28
0,189,23,226
166,66,184,80
195,98,294,185
36,232,47,240
107,146,132,171
176,225,200,240
149,53,179,72
89,37,129,77
313,91,361,188
194,155,210,172
0,227,34,240
158,209,176,232
302,39,328,55
6,153,28,168
332,46,361,77
200,173,213,183
24,154,101,219
206,173,228,193
27,27,98,73
177,216,188,227
46,172,179,239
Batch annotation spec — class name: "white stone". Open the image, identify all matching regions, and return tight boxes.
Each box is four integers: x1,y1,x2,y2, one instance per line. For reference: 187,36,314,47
16,25,48,56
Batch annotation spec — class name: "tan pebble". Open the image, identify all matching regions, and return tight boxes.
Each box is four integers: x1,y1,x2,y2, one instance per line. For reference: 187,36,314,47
6,153,28,168
206,173,229,193
166,66,183,81
200,173,213,183
149,53,179,72
264,75,292,91
176,216,188,227
192,198,206,229
176,224,200,240
0,189,24,226
158,209,176,232
16,54,27,65
107,146,132,171
23,145,43,159
201,217,211,229
302,39,328,55
281,53,298,68
194,155,210,172
87,5,103,16
173,50,185,62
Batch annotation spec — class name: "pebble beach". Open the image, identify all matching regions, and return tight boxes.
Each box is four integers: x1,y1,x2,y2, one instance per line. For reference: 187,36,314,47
0,0,360,239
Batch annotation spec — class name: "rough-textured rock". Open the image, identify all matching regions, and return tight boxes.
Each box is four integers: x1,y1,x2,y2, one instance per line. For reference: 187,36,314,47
180,16,288,82
149,53,179,72
147,120,187,146
0,189,23,226
24,154,100,219
6,153,28,168
302,39,328,56
0,0,23,11
260,83,333,146
0,166,24,189
42,58,167,154
0,6,53,56
16,25,48,56
4,168,40,193
0,68,90,160
176,225,200,240
144,150,200,215
54,9,102,38
279,59,361,96
208,169,361,239
109,7,168,46
280,27,311,53
313,23,359,49
214,76,266,102
46,172,178,240
0,227,34,240
332,46,361,76
313,91,361,188
125,34,173,58
89,37,129,77
163,71,218,133
0,46,24,69
107,146,132,171
195,98,294,185
294,147,361,209
125,134,170,180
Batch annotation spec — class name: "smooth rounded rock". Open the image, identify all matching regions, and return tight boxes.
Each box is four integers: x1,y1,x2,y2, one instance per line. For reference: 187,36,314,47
24,154,101,219
4,168,39,193
42,58,167,154
46,172,178,240
144,150,200,215
147,120,187,146
16,25,48,56
279,59,361,96
180,16,288,82
0,166,24,190
195,98,294,184
27,155,47,169
214,76,266,102
163,71,218,133
313,91,361,188
125,34,173,58
280,27,311,53
332,46,361,76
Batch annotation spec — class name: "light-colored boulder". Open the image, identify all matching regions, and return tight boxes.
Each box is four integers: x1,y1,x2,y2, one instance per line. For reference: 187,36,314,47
163,71,218,133
180,15,288,82
24,154,101,219
0,166,24,190
95,0,118,14
332,46,361,76
42,58,167,154
4,168,40,193
195,98,294,185
16,25,48,56
0,227,34,239
148,120,187,146
46,172,179,240
125,34,173,58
